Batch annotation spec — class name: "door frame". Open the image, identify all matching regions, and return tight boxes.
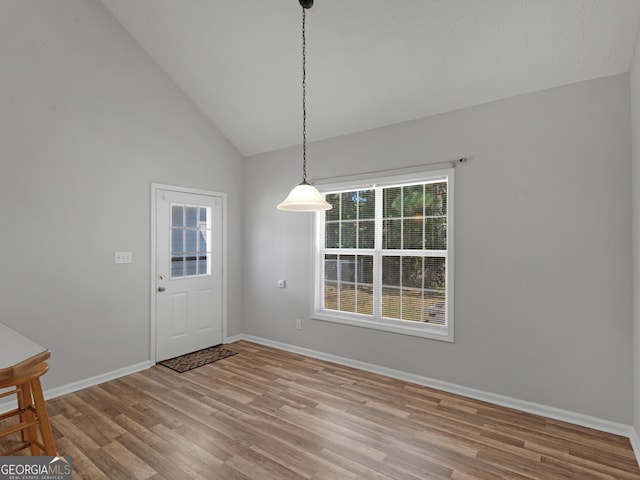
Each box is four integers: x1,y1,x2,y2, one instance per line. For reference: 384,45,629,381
150,183,228,363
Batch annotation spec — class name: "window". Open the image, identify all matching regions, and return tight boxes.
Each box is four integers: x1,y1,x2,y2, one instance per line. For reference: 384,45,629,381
171,204,212,278
313,168,454,341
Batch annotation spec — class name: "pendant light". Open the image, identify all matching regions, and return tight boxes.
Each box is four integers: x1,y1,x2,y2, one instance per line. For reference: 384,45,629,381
277,0,332,212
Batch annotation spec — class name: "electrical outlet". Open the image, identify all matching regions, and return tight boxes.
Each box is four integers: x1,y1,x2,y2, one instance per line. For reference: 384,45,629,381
296,319,302,330
114,251,133,264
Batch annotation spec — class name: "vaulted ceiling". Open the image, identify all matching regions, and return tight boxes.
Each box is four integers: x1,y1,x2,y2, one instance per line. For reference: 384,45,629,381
99,0,640,157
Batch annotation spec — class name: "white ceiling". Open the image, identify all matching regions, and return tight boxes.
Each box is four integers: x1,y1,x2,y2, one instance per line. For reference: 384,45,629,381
99,0,640,157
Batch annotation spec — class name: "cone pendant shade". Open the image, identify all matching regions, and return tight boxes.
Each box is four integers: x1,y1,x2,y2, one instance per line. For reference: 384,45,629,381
277,181,332,211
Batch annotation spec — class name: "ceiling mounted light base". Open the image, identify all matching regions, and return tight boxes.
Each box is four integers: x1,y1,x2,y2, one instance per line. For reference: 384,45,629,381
277,181,331,212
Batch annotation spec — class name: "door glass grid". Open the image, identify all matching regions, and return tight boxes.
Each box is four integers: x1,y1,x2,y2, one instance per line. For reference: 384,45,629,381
171,204,212,278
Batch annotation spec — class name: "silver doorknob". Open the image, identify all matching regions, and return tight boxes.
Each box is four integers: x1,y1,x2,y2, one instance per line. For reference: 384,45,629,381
158,286,166,292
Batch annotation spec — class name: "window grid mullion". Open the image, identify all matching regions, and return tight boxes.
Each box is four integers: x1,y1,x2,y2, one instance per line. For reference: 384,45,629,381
350,191,360,312
380,250,448,257
337,195,342,310
422,184,426,251
421,256,425,322
374,187,383,320
338,194,343,250
399,186,404,321
356,191,360,249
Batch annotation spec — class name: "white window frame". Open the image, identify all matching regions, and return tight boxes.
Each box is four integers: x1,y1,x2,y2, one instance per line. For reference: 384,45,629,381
311,167,454,342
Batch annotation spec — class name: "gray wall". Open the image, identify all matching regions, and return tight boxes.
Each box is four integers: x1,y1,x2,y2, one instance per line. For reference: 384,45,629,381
631,25,640,436
1,0,634,429
245,74,633,423
0,0,244,390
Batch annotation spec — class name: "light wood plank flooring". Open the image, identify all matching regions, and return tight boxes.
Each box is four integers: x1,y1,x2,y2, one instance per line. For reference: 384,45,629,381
2,340,639,479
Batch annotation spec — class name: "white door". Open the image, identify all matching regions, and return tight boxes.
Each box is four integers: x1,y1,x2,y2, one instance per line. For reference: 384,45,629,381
155,189,223,361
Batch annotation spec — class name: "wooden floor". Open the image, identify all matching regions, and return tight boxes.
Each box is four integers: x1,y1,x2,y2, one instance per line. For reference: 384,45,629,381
2,340,639,479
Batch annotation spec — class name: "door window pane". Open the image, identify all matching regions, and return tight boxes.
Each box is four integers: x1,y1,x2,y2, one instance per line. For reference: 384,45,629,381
171,257,183,277
186,206,198,228
186,230,197,253
172,206,184,227
172,229,183,252
170,203,212,279
186,256,197,276
199,231,209,252
198,255,208,275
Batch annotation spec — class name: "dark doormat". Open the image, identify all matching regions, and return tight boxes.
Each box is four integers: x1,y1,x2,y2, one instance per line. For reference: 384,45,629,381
159,345,237,373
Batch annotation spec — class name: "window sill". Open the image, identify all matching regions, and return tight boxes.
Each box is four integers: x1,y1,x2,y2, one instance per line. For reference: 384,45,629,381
311,311,454,342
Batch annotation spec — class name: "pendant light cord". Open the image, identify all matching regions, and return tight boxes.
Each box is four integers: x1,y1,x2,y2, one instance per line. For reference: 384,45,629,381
302,7,307,183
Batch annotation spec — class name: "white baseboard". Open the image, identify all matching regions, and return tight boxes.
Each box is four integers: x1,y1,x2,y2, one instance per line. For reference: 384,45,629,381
631,428,640,464
0,360,153,414
0,335,262,414
45,360,153,400
231,334,635,441
3,335,638,469
225,334,245,344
